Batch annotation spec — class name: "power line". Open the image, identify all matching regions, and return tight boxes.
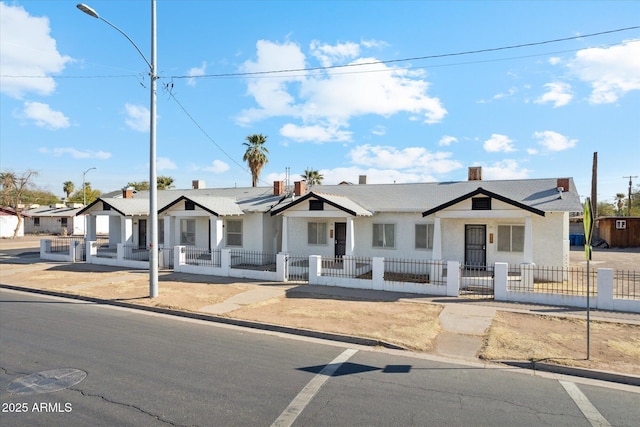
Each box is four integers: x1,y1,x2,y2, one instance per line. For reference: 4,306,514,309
169,26,640,80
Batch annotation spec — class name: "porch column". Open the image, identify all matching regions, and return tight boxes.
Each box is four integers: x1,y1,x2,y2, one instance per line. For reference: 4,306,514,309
211,217,223,250
523,216,533,264
432,217,442,260
281,216,288,253
86,215,97,240
346,217,355,256
173,216,181,246
121,217,133,244
163,216,171,246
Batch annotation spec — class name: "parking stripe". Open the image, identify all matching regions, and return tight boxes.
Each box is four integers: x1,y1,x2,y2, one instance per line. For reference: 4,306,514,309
559,380,611,427
271,348,358,427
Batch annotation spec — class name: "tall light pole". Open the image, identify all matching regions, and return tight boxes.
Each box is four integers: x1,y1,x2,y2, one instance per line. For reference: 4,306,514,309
82,167,96,238
82,167,96,207
77,2,159,298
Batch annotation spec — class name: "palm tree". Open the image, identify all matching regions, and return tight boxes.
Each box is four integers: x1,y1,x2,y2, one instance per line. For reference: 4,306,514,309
301,168,324,186
63,181,75,199
242,134,269,187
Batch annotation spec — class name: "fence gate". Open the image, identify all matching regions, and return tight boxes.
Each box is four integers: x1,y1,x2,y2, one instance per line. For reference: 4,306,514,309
159,247,174,270
286,255,309,283
460,264,494,298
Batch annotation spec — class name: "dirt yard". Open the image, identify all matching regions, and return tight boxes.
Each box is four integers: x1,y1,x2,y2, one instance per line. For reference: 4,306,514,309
2,260,639,375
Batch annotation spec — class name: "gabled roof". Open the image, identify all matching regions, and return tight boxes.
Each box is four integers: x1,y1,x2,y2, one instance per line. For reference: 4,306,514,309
158,196,244,216
77,198,149,216
271,192,372,216
422,187,546,217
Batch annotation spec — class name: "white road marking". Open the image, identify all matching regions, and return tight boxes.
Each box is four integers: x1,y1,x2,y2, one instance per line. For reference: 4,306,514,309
559,380,611,427
271,348,358,427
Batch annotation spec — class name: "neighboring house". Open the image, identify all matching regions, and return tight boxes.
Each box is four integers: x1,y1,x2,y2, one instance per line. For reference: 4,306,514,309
22,203,85,235
77,168,582,268
0,207,24,238
79,185,285,254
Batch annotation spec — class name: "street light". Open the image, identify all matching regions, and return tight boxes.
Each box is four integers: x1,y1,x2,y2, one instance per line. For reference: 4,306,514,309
77,2,159,298
82,167,96,207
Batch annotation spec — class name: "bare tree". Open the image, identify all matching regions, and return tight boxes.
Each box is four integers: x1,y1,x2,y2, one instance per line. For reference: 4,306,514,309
1,170,38,238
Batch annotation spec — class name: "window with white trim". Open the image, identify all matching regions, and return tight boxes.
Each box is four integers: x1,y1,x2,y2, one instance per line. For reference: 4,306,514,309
497,225,524,252
226,219,243,247
373,223,395,248
415,223,434,249
307,222,327,245
180,219,196,246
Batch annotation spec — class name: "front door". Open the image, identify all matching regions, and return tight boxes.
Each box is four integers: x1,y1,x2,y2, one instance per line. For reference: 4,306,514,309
138,219,147,249
465,224,486,267
335,222,346,258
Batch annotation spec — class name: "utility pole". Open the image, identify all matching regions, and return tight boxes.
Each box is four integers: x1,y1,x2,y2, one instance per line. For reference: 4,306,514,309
623,176,638,216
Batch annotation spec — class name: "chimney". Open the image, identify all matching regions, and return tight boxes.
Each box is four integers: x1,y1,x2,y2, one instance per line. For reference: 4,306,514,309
122,186,134,199
468,166,482,181
273,180,285,196
556,178,569,192
359,175,367,185
192,180,205,189
294,180,306,196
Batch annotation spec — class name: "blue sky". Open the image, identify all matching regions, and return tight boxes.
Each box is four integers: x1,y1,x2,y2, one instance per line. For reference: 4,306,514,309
1,0,639,205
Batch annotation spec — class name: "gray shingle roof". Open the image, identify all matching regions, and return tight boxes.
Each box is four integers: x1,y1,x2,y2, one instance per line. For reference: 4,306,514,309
82,178,582,217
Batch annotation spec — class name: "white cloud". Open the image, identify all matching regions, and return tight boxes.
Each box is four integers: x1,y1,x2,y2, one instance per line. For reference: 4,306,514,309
568,40,640,104
310,40,360,67
186,61,207,87
483,134,515,153
157,157,177,170
548,57,561,65
124,103,150,132
0,3,72,98
438,135,458,146
280,123,352,143
535,82,573,107
236,39,447,139
533,130,577,151
482,160,531,180
20,101,69,129
204,160,229,174
348,144,463,175
39,147,111,159
371,125,386,136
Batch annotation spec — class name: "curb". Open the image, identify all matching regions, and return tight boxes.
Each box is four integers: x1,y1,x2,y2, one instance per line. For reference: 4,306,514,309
0,284,405,351
496,360,640,387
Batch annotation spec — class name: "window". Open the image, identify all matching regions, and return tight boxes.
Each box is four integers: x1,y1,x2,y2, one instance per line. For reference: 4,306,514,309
373,223,395,248
415,223,434,249
307,222,327,245
61,218,68,227
472,197,491,210
180,219,196,246
309,200,324,211
497,225,524,252
616,220,627,230
34,217,40,227
226,220,243,246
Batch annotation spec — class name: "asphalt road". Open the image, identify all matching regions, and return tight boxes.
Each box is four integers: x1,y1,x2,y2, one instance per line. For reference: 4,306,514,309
1,289,639,427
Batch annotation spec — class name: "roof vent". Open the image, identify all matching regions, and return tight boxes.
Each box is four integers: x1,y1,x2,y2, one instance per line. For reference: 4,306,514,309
359,175,367,185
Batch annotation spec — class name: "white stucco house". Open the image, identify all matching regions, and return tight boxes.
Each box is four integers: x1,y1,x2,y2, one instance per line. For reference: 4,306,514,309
0,207,24,238
271,171,582,268
77,169,582,268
